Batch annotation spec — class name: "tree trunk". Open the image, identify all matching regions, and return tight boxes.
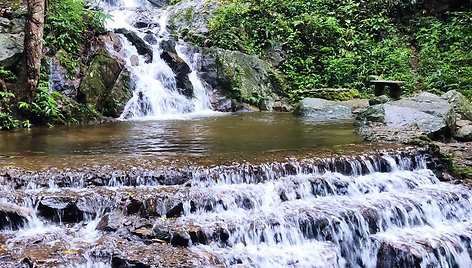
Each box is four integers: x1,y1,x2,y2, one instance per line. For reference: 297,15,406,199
17,0,45,103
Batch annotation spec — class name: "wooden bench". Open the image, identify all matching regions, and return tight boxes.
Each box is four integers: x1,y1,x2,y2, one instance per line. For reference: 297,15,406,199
370,80,406,99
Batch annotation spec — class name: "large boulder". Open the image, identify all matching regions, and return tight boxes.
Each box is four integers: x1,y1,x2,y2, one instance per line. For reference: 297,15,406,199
77,54,131,117
442,90,472,141
0,10,25,68
199,47,289,111
293,98,355,121
356,92,455,142
167,0,221,42
0,32,23,68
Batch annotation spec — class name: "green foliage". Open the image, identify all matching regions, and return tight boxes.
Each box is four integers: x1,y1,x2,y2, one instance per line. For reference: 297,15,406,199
0,66,16,82
207,0,417,99
414,12,472,98
45,0,109,54
0,112,18,130
18,65,65,125
56,49,79,79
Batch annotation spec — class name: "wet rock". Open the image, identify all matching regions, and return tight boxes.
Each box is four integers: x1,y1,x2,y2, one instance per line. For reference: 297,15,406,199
130,55,139,66
160,48,193,98
37,197,84,223
165,202,183,218
96,212,124,231
147,0,169,7
293,98,353,121
49,49,80,98
0,202,31,230
126,196,144,215
171,229,191,247
143,33,157,45
115,28,153,63
153,224,171,242
111,256,151,268
132,228,154,239
210,95,232,112
376,242,422,268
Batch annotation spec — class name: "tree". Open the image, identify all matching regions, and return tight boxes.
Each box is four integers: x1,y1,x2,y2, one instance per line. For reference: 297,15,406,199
17,0,45,103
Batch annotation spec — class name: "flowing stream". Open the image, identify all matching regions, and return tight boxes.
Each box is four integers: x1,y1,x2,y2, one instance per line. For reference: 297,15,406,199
2,150,472,267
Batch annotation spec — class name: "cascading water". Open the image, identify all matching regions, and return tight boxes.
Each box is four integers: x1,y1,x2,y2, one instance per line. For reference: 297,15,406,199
2,150,472,267
103,0,214,119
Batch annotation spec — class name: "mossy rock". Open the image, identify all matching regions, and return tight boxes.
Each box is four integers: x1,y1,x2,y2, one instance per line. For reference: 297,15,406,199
203,48,285,110
100,69,131,118
77,54,122,111
298,89,360,101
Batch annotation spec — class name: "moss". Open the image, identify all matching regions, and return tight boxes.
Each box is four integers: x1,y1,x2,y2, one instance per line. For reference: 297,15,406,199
77,54,121,108
410,136,472,180
100,69,131,117
297,89,360,101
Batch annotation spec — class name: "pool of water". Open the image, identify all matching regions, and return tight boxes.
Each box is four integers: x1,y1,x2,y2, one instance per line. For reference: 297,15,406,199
0,113,364,168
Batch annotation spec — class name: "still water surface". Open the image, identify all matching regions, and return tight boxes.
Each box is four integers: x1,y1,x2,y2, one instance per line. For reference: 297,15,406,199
0,113,363,168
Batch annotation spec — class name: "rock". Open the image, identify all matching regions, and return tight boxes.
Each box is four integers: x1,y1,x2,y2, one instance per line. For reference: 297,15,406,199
293,98,354,121
356,93,454,142
115,28,153,63
376,242,422,268
200,47,289,111
147,0,169,7
100,69,131,118
440,90,472,141
111,256,151,268
143,33,157,45
37,197,84,223
126,196,144,215
0,33,23,67
210,94,232,112
167,0,221,39
369,95,390,106
96,212,124,232
165,202,184,218
78,54,131,117
49,50,81,98
455,122,472,141
132,228,154,239
160,44,193,97
171,229,191,247
153,224,171,242
442,90,469,112
130,55,139,66
0,202,31,230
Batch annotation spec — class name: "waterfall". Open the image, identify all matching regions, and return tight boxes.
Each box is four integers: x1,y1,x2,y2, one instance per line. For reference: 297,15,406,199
103,0,214,120
3,150,472,266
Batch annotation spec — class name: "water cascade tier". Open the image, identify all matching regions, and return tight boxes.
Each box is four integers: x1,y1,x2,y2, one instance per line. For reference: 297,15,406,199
2,148,472,267
103,0,214,119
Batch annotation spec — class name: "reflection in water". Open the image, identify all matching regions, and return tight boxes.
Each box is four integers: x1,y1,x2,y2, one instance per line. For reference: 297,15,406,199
0,113,363,167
